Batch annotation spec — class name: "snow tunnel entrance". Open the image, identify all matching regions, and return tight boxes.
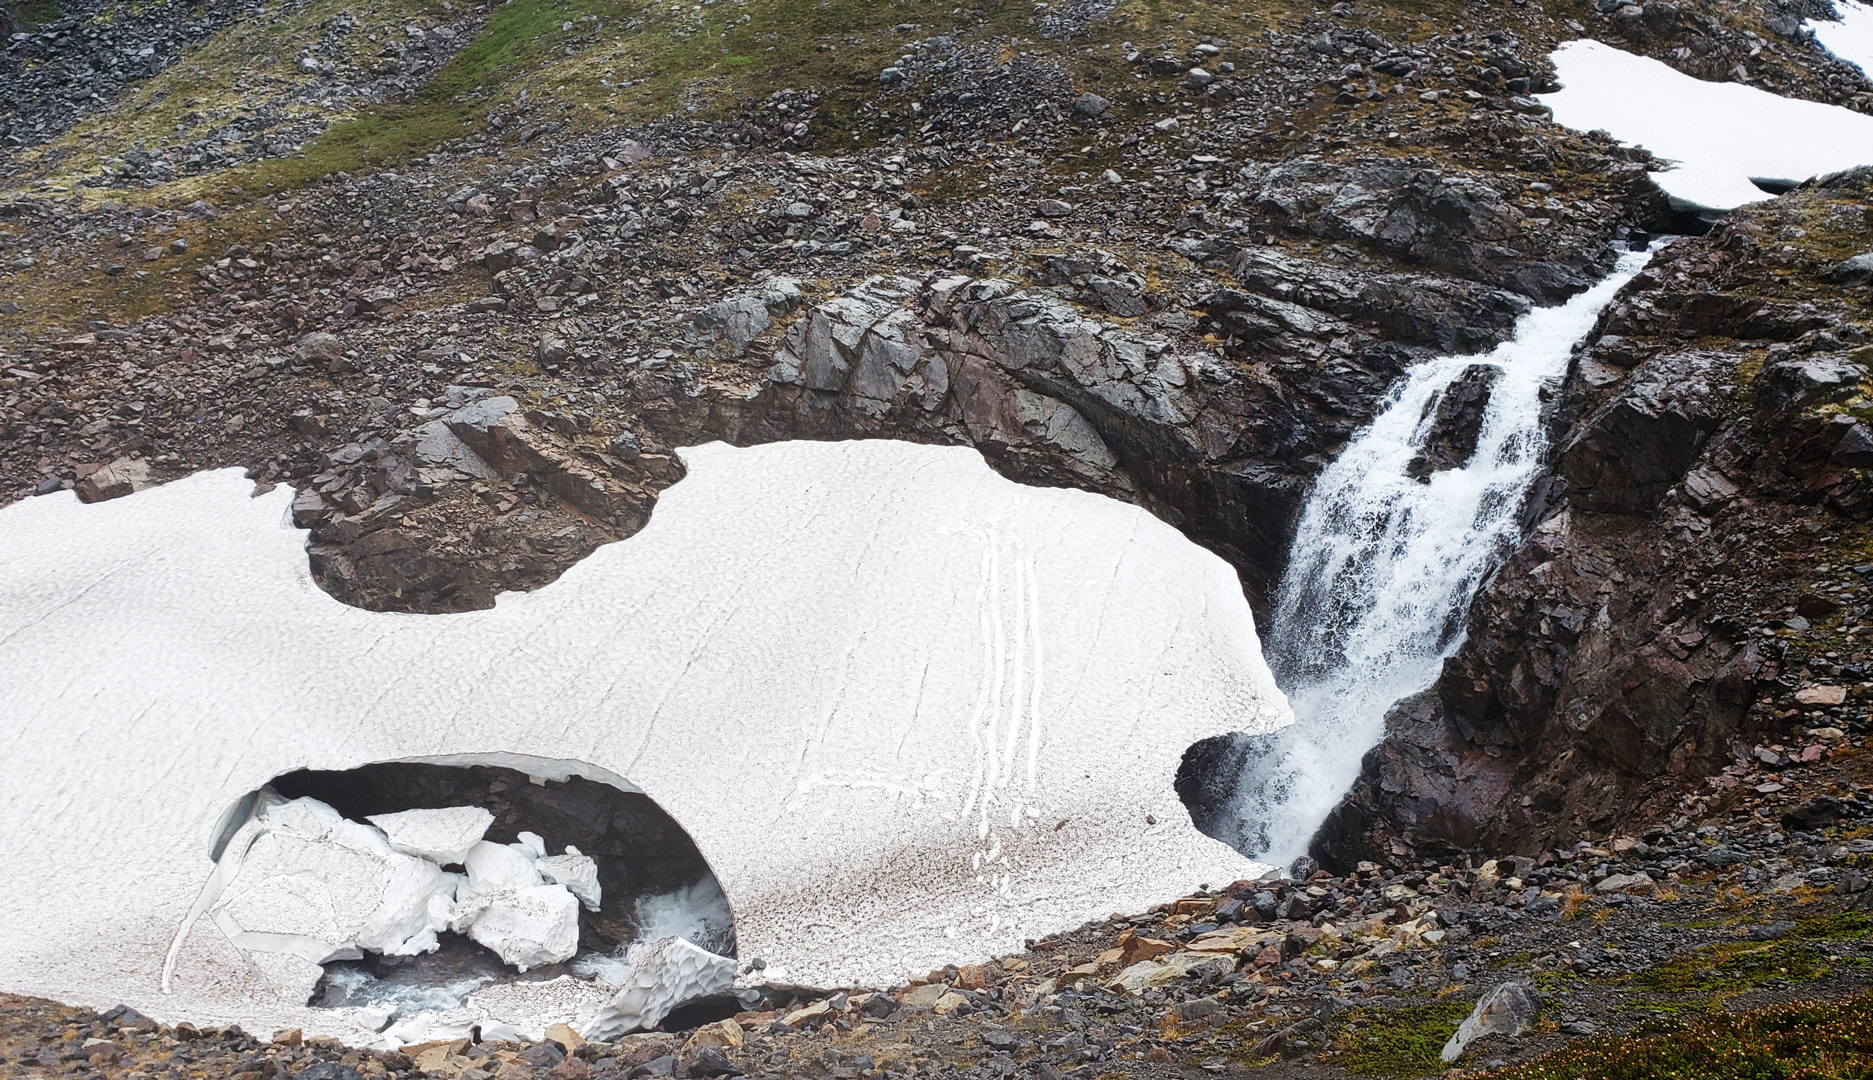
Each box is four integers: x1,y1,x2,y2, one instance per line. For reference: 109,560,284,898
198,759,739,1038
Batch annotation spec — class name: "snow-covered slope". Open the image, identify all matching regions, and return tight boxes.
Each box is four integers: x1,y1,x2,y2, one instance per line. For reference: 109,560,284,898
1542,39,1873,210
1810,0,1873,75
0,439,1287,1042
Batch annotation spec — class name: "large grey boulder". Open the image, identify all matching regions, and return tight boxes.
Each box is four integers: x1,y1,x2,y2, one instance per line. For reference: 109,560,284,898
1441,981,1540,1063
1408,364,1501,480
74,456,154,503
694,277,804,356
769,276,923,394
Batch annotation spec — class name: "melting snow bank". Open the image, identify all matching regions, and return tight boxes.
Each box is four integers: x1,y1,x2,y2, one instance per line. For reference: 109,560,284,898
1540,39,1873,211
1809,0,1873,75
1219,245,1660,865
0,439,1287,1046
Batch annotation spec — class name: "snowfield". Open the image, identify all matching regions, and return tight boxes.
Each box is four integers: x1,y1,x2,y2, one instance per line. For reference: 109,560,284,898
1542,39,1873,211
0,439,1288,1044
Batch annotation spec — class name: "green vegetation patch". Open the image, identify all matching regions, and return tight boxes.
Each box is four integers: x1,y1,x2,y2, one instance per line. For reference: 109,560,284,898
1632,914,1873,995
1482,994,1873,1080
1326,1000,1474,1077
5,0,60,29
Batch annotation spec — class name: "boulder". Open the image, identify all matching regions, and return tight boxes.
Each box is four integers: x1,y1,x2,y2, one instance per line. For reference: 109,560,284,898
693,278,806,358
1106,951,1236,993
74,457,152,503
293,333,345,364
444,396,556,475
1783,796,1847,831
1593,871,1657,895
1558,350,1728,514
1830,252,1873,285
1441,981,1539,1062
1407,364,1501,479
411,421,500,480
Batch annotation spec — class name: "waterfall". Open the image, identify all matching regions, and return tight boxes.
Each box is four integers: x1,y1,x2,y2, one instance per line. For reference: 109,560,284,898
1223,245,1658,865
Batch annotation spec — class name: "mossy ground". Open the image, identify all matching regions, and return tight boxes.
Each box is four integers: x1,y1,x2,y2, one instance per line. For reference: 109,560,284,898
1322,1000,1473,1077
1628,914,1873,998
1480,993,1873,1079
5,0,61,29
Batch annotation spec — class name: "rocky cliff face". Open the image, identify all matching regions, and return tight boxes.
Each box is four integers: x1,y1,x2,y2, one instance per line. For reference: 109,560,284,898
1315,167,1873,869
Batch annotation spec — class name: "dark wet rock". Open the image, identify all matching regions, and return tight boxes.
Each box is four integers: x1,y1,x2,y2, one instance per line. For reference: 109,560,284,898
1557,349,1729,515
1408,364,1501,479
682,1046,740,1077
1830,252,1873,285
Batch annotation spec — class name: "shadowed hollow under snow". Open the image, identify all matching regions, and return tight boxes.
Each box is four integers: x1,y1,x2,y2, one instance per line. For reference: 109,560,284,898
0,439,1287,1043
1541,39,1873,210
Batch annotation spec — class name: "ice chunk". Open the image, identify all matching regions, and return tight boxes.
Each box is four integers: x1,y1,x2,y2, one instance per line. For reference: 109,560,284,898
581,937,737,1040
467,884,581,971
208,797,457,965
463,840,543,891
366,807,495,865
536,851,601,912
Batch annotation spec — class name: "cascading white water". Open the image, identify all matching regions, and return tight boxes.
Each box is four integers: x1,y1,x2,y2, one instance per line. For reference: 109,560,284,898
1229,245,1658,864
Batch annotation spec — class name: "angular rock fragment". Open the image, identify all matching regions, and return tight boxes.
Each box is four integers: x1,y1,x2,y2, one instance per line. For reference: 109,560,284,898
74,457,152,503
1441,981,1539,1062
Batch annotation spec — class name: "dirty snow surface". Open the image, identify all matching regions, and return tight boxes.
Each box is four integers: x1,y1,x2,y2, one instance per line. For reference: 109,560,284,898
1541,38,1873,210
0,439,1287,1044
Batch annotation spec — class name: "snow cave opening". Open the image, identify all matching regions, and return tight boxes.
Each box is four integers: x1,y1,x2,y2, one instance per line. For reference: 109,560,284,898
207,759,739,1031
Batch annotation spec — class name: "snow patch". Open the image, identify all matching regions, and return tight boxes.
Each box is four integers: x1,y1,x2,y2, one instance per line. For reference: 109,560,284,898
0,438,1286,1044
1809,0,1873,75
1540,39,1873,210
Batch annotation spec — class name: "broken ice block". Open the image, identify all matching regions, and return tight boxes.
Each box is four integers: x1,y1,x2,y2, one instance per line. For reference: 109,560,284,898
366,806,495,865
464,840,543,891
467,884,581,970
536,850,602,912
581,937,736,1040
209,797,457,965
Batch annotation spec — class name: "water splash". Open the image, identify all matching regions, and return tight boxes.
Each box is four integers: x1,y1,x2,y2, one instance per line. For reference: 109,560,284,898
1227,245,1657,865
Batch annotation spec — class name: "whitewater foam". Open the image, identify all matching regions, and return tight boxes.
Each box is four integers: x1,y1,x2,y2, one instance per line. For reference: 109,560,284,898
1231,244,1658,864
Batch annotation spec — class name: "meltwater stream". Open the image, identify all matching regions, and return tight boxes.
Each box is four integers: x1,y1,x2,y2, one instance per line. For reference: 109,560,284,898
1224,244,1658,864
